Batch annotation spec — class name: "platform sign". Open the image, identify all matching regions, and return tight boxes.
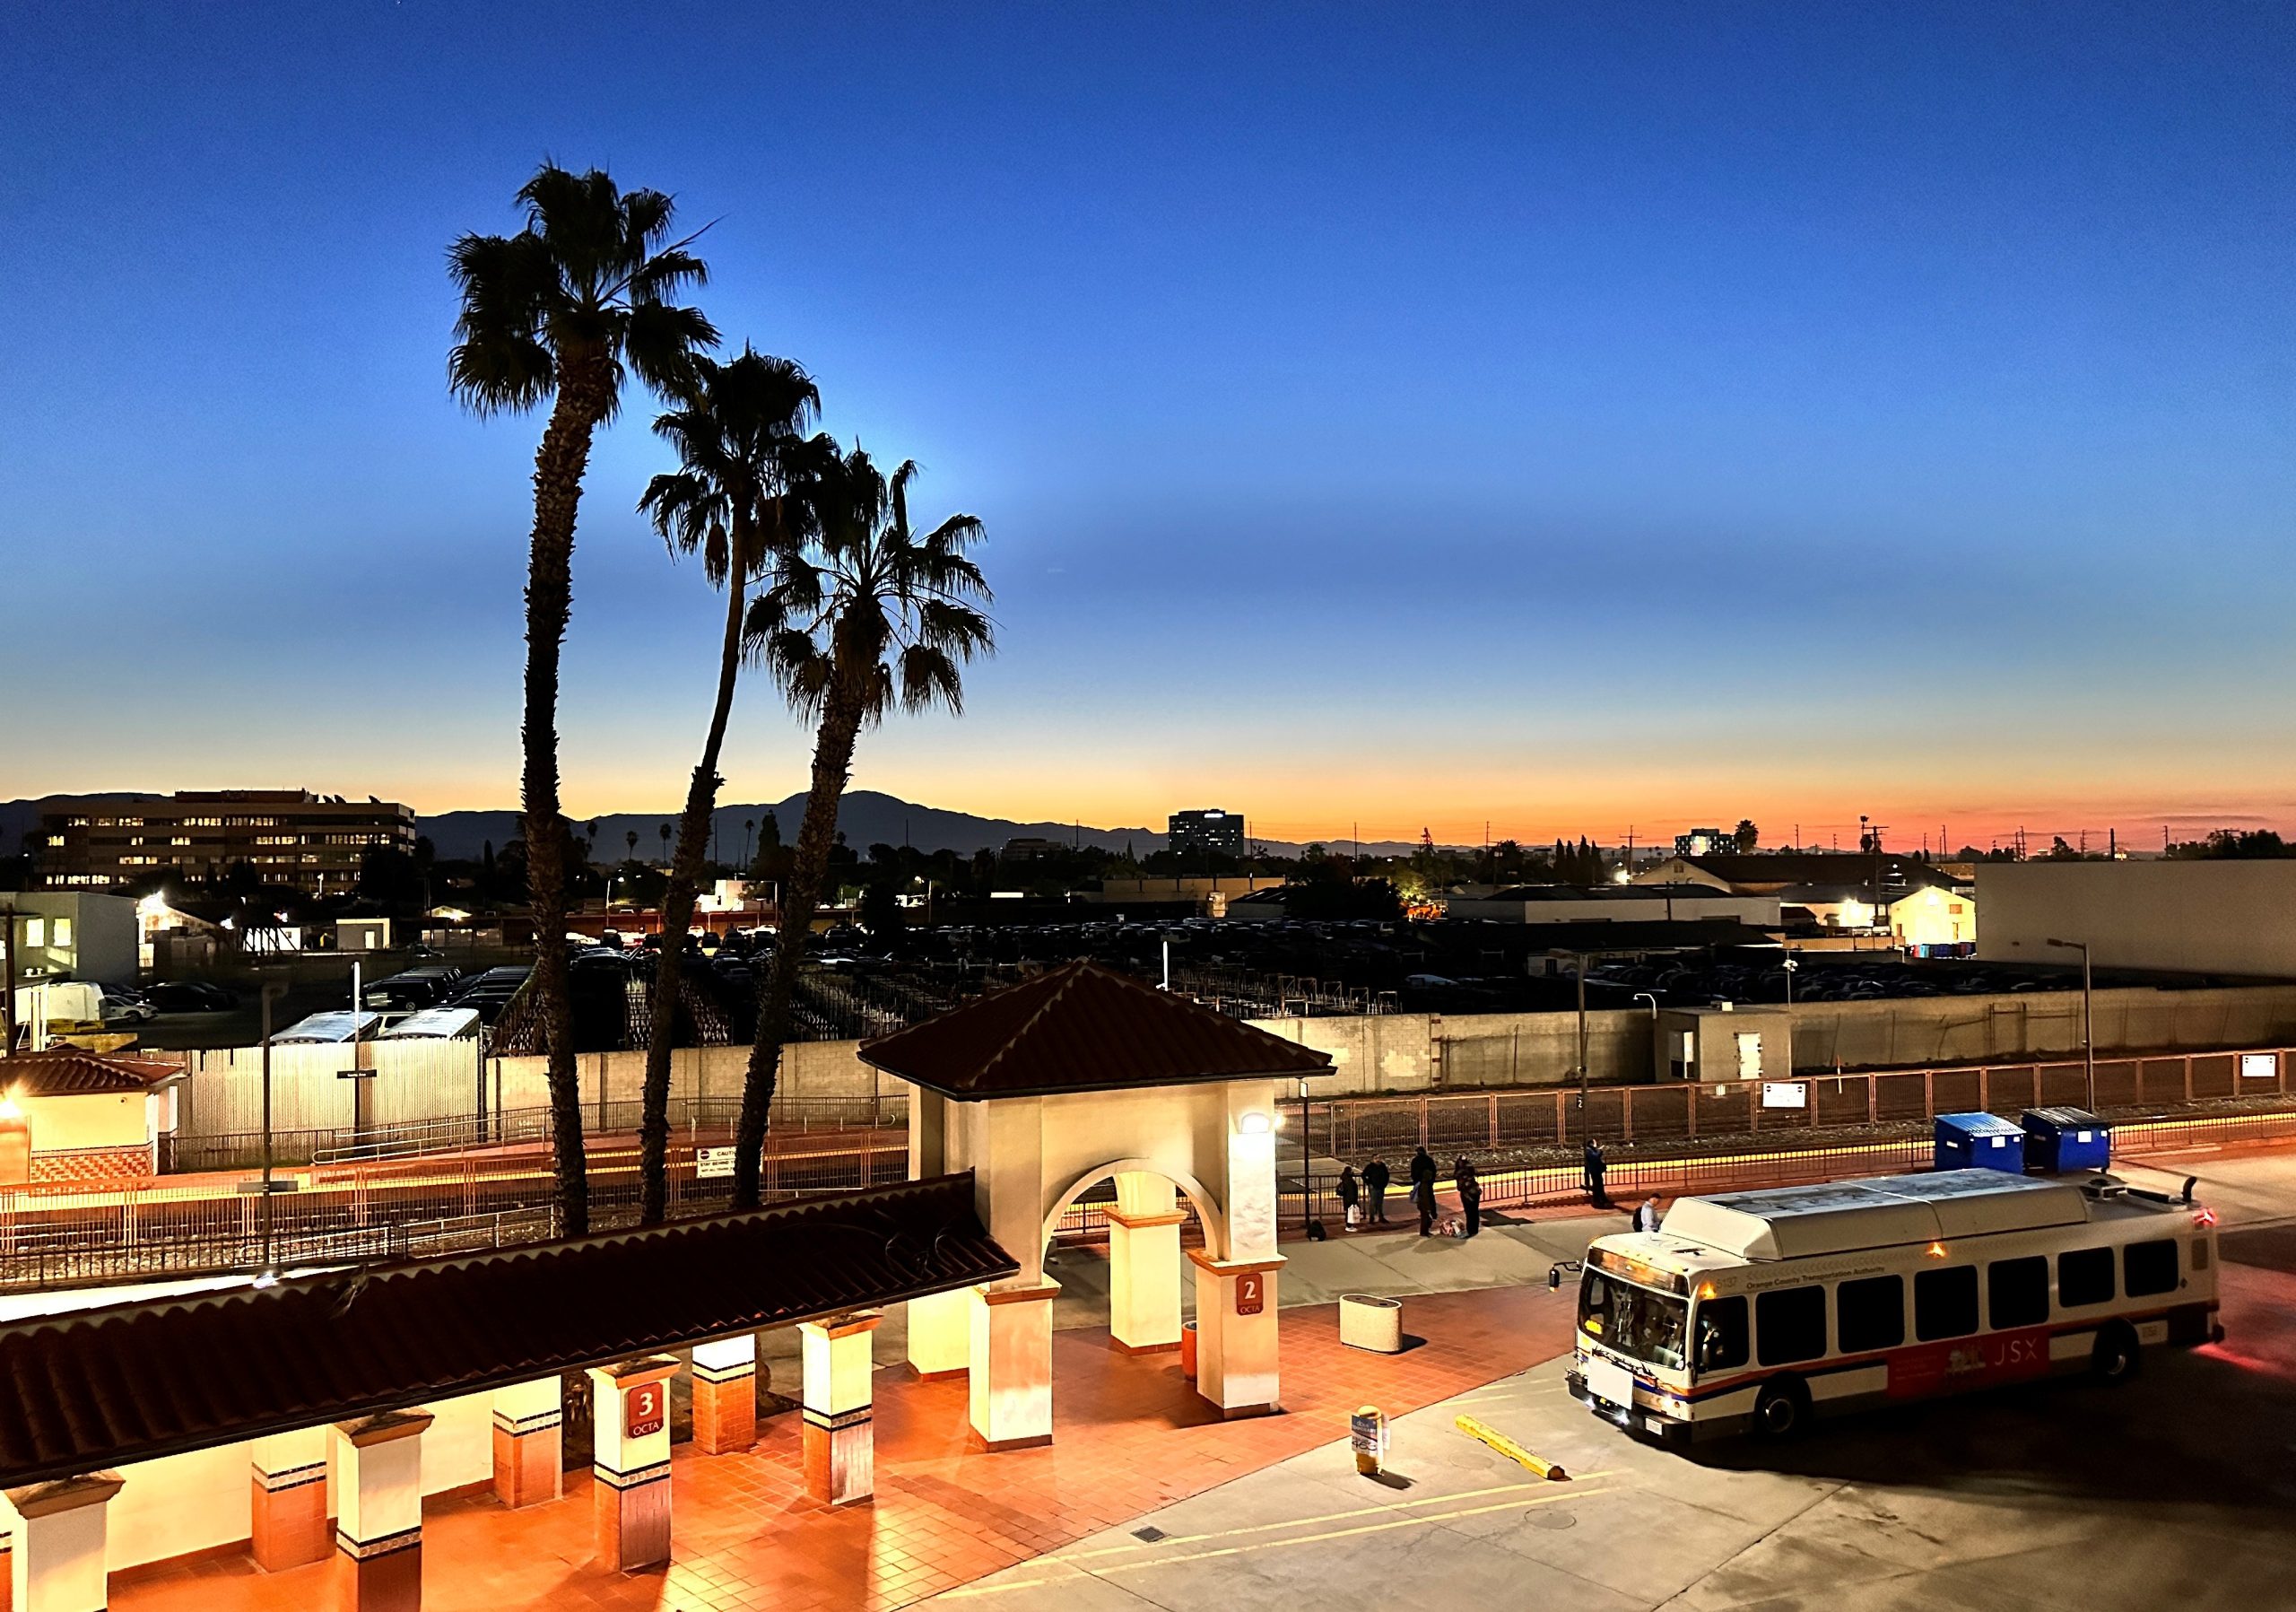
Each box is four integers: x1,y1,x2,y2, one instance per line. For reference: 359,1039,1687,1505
2240,1052,2277,1081
695,1146,737,1180
1761,1082,1806,1109
624,1381,665,1440
1350,1405,1388,1475
1237,1272,1265,1315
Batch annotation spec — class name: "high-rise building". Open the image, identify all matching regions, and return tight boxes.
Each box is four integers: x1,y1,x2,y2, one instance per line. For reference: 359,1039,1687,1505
1167,808,1246,860
39,790,416,893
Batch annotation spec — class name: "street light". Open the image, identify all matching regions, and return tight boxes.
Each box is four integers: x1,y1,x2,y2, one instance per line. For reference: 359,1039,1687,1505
2045,938,2096,1110
1633,991,1658,1020
1782,955,1799,1006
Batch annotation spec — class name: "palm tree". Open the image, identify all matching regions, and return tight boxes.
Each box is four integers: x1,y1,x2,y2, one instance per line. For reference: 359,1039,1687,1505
729,449,993,1210
631,349,822,1224
448,162,718,1236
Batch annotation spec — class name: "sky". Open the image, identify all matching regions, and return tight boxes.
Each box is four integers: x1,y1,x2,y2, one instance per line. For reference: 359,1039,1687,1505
3,2,2292,852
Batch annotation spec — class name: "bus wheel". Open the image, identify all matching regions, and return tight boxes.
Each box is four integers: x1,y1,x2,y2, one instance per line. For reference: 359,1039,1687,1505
1752,1379,1808,1442
2092,1322,2142,1384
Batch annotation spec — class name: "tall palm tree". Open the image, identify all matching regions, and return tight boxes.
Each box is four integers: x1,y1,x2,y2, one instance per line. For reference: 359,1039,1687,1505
448,162,718,1236
632,349,822,1224
729,449,993,1210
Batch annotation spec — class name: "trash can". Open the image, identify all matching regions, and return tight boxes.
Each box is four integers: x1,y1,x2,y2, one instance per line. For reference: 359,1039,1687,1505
1935,1111,2025,1173
1180,1320,1198,1379
1340,1294,1403,1354
2021,1107,2110,1174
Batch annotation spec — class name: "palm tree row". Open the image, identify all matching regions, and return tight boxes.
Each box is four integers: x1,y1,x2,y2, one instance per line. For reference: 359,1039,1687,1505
449,161,994,1232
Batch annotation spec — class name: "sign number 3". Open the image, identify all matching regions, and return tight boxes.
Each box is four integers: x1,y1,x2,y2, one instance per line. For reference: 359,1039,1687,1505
625,1381,665,1439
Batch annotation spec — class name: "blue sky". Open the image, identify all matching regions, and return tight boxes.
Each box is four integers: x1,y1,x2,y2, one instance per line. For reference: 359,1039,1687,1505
4,2,2292,848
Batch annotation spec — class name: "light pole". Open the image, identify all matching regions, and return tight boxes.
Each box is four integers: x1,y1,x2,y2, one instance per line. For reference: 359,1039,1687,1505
1632,991,1658,1020
259,978,287,1276
2045,937,2095,1110
1782,955,1798,1005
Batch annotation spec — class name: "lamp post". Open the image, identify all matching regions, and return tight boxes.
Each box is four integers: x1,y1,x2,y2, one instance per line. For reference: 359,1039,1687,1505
2045,937,2095,1110
1782,955,1798,1005
259,978,287,1275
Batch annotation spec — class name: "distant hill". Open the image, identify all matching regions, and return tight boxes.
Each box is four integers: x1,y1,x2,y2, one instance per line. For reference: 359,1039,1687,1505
1,789,1424,866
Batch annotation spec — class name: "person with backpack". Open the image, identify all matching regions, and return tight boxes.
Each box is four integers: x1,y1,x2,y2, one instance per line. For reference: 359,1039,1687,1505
1361,1156,1391,1224
1455,1156,1483,1237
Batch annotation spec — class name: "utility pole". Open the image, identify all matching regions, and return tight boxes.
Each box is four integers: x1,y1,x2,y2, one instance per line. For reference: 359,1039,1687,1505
0,903,14,1056
260,979,287,1274
2047,938,2096,1111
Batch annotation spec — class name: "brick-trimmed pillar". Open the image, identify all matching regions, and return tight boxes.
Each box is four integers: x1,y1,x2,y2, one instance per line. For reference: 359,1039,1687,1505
1189,1250,1284,1418
801,1311,881,1504
691,1336,757,1456
490,1378,562,1510
4,1473,121,1612
905,1288,970,1381
968,1280,1057,1451
0,1526,13,1612
335,1410,430,1612
249,1427,331,1572
1108,1172,1186,1355
587,1356,677,1573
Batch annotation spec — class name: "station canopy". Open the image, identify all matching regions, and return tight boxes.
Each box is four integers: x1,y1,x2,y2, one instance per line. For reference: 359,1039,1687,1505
858,959,1331,1101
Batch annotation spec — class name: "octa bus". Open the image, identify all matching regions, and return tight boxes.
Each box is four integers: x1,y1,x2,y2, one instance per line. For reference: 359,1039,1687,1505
1565,1167,2222,1442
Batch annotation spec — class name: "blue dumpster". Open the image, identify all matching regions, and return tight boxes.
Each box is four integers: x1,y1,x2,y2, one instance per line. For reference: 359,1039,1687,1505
1935,1111,2025,1173
2021,1107,2110,1174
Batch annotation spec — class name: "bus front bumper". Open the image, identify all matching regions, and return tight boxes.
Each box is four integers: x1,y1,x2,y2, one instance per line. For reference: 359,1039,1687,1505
1565,1370,1696,1446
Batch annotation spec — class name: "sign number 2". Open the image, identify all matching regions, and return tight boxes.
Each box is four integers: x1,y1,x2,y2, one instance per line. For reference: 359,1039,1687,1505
1237,1272,1265,1315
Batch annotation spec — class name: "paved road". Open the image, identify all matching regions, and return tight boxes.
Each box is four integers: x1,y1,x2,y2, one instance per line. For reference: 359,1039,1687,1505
926,1149,2296,1612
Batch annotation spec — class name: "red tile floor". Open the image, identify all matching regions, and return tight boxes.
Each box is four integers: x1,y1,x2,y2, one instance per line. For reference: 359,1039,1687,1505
109,1288,1578,1612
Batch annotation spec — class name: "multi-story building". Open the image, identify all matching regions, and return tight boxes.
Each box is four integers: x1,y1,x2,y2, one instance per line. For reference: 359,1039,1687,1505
39,790,415,893
1166,808,1246,860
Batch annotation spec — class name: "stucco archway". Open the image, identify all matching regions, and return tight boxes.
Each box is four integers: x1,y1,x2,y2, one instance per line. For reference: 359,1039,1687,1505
1039,1156,1226,1260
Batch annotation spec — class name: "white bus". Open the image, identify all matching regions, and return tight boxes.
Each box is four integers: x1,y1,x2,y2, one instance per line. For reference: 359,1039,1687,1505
1566,1168,2222,1443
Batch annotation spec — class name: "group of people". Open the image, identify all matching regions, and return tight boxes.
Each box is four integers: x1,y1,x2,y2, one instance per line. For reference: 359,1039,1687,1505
1334,1146,1484,1238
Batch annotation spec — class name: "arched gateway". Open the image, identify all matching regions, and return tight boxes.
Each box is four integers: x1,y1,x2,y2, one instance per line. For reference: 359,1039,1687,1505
859,960,1332,1450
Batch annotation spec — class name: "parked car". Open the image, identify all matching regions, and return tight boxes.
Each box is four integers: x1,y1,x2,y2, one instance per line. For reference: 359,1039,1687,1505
100,992,156,1024
143,980,239,1012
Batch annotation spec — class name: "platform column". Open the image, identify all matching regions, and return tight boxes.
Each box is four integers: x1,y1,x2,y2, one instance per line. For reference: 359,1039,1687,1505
587,1356,677,1573
490,1378,562,1510
906,1287,971,1380
1190,1252,1284,1416
691,1335,757,1455
334,1410,430,1612
968,1280,1057,1451
249,1426,331,1571
4,1473,122,1612
1108,1172,1185,1355
802,1311,882,1503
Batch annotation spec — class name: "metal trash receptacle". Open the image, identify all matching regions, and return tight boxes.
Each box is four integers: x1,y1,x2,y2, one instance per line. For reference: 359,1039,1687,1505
2021,1107,2110,1173
1934,1111,2025,1173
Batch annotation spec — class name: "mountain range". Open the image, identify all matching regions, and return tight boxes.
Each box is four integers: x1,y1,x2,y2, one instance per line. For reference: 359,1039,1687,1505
2,789,1427,865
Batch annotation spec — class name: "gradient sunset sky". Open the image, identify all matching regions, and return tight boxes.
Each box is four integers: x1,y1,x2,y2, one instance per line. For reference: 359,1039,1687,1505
4,3,2292,851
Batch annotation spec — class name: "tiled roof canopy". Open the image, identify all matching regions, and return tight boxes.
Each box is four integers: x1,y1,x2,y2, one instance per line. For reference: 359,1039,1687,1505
0,1173,1013,1486
0,1051,180,1097
859,960,1331,1100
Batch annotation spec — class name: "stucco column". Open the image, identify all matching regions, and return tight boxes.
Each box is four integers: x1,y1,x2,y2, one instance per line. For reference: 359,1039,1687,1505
249,1426,331,1571
5,1474,122,1612
968,1280,1057,1451
691,1335,757,1455
490,1378,562,1510
905,1288,970,1380
801,1311,882,1503
1194,1103,1283,1417
1107,1172,1185,1355
587,1356,678,1573
334,1410,430,1612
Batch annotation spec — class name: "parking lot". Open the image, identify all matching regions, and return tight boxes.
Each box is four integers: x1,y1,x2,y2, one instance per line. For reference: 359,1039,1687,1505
931,1151,2296,1612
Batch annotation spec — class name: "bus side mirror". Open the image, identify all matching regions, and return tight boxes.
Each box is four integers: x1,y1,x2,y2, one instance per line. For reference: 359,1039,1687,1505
2180,1175,2197,1205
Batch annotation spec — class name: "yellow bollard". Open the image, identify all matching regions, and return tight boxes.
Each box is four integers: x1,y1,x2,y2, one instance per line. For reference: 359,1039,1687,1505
1455,1415,1570,1480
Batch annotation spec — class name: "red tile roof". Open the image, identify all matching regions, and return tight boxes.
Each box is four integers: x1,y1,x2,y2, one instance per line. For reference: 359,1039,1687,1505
858,960,1331,1100
0,1172,1013,1486
0,1052,178,1098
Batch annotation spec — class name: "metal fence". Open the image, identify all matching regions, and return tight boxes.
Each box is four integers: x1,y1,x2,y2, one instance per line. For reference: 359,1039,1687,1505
1307,1048,2292,1160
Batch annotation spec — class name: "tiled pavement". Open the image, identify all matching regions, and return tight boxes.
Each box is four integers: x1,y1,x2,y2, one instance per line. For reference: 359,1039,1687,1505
109,1285,1578,1612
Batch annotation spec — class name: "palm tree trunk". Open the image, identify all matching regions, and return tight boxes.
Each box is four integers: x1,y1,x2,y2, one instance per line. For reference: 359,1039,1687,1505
522,355,613,1240
730,643,872,1211
638,533,751,1224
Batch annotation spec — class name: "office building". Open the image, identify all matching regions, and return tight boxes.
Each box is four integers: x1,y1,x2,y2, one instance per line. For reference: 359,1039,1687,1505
39,790,416,893
1167,808,1246,860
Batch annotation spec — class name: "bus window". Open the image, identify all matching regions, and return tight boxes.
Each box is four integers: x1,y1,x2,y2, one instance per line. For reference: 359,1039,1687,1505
1914,1266,1979,1341
1836,1275,1904,1354
1694,1294,1748,1376
2125,1240,2179,1298
1987,1257,2049,1329
2059,1247,2116,1307
1756,1285,1827,1365
1577,1270,1689,1371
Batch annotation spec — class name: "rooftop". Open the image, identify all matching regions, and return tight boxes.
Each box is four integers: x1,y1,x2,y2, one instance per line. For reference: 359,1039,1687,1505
858,958,1330,1099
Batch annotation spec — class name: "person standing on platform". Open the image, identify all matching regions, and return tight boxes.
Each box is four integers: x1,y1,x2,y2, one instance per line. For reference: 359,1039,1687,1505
1456,1156,1483,1237
1413,1173,1439,1237
1336,1164,1361,1229
1583,1138,1609,1207
1362,1156,1391,1224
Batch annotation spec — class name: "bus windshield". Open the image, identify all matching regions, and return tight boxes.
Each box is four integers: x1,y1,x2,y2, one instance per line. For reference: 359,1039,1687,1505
1578,1268,1688,1371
